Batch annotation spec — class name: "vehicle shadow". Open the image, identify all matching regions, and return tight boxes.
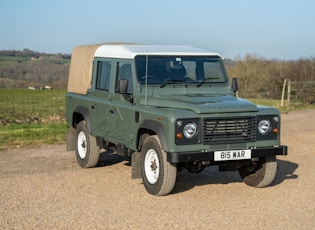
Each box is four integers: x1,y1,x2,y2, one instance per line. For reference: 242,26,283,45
96,149,130,167
271,159,299,186
172,159,299,194
94,150,299,194
172,166,240,194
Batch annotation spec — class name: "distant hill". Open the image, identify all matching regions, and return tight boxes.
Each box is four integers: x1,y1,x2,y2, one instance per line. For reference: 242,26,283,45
0,49,70,59
0,49,70,88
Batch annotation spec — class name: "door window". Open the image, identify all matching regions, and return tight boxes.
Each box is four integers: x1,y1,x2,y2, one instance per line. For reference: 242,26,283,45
96,61,112,91
116,62,133,94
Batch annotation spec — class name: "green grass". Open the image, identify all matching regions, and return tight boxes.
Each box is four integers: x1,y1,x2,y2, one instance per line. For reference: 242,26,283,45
0,88,65,124
0,89,67,150
0,123,68,151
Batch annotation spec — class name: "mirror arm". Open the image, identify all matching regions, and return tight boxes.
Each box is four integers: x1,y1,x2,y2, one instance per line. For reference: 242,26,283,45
232,78,239,97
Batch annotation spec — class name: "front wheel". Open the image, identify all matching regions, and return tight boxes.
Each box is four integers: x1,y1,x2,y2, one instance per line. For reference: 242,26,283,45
238,155,277,188
75,121,100,168
141,135,177,196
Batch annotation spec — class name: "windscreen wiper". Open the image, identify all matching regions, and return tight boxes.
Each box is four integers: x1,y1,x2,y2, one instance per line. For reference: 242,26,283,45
196,80,205,87
196,77,221,87
160,79,187,88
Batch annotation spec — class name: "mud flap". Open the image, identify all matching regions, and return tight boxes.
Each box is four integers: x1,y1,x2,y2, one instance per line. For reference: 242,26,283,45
131,151,141,179
66,127,76,151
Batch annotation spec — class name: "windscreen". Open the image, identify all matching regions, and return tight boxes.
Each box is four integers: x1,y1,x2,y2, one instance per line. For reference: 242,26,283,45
135,56,227,86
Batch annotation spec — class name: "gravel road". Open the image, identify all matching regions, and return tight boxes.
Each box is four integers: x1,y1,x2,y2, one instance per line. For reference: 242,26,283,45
1,109,314,229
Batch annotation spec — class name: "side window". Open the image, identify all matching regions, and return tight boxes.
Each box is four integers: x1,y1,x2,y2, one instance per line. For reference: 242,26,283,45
116,62,133,94
96,61,111,91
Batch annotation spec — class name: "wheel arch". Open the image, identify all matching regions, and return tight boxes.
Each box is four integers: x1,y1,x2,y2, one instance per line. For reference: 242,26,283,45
72,106,92,133
137,120,169,152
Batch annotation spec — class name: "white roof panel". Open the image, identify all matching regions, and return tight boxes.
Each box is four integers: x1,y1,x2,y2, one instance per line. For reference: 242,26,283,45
94,44,222,59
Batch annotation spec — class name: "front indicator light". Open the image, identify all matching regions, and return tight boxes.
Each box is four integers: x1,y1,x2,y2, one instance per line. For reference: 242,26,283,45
273,128,279,134
176,133,183,139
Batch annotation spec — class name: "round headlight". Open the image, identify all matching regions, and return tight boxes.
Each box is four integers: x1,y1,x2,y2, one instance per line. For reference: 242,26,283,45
258,119,271,135
183,123,197,139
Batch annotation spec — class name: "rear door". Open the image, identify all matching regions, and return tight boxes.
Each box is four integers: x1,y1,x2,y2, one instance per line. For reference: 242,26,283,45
89,58,112,137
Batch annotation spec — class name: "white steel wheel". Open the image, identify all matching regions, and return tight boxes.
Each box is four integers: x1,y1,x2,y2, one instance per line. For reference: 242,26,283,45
144,149,160,184
77,131,87,159
75,121,100,168
141,135,177,196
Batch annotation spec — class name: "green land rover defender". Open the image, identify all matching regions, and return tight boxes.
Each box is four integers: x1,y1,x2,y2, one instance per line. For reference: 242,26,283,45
66,44,287,195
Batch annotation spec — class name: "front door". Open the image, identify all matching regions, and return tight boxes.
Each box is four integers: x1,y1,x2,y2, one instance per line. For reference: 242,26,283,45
107,61,135,147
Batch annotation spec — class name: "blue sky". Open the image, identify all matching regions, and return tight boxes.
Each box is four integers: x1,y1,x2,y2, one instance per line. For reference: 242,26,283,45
1,0,314,60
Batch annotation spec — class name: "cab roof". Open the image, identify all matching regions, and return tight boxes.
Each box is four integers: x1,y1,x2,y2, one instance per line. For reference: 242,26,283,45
94,44,222,59
67,43,222,95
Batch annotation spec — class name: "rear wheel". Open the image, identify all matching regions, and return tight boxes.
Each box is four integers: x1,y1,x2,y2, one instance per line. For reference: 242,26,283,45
75,121,100,168
141,135,177,196
238,155,277,187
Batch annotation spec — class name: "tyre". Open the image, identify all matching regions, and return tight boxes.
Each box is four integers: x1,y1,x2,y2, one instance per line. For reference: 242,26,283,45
75,121,100,168
141,135,177,196
238,155,277,188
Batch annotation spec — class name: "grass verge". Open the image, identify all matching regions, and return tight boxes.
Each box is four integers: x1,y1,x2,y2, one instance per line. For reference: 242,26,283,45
0,89,67,151
0,123,68,151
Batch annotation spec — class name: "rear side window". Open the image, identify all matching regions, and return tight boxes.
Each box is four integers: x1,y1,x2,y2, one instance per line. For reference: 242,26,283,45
96,61,112,91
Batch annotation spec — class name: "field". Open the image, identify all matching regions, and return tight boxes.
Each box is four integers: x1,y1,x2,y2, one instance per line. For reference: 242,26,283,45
0,56,31,65
0,89,67,150
1,88,314,151
0,55,70,66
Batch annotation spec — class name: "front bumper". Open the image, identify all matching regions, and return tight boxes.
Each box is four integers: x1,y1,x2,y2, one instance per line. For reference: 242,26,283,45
167,145,288,163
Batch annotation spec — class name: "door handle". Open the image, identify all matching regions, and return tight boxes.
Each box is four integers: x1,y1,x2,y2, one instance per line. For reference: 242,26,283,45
110,110,115,114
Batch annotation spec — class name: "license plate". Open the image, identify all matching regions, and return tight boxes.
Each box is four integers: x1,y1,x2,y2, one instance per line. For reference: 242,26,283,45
214,150,251,161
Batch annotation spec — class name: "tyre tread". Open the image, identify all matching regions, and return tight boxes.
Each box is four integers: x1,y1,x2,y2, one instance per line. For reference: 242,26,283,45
239,155,277,188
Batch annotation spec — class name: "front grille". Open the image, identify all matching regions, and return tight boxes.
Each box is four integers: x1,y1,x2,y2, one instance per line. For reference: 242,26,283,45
203,117,257,144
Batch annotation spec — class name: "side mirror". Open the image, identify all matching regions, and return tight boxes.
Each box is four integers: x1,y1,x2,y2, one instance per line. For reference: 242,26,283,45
118,79,128,94
232,78,238,93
